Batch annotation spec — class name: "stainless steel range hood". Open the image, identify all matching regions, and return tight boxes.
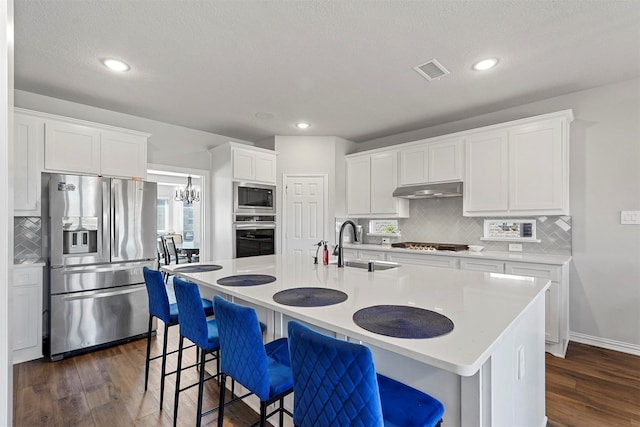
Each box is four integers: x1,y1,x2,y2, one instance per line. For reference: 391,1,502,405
392,182,463,199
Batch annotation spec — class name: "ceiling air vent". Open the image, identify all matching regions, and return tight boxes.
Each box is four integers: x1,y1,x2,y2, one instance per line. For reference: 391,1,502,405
414,59,450,81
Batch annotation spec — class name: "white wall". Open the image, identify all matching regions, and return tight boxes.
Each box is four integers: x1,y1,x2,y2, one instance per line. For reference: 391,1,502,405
1,1,14,424
275,136,356,247
14,90,252,170
358,77,640,350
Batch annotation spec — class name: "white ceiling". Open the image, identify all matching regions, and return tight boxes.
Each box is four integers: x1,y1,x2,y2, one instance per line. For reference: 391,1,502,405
14,0,640,143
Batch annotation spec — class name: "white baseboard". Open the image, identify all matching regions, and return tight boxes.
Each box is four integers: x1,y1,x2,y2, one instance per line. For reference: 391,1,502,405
570,332,640,356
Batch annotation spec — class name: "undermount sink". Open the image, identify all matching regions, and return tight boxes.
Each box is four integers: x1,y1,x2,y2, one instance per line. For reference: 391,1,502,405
339,260,400,271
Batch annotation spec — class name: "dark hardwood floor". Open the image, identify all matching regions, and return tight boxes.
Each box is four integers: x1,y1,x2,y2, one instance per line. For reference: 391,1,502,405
13,326,640,427
545,342,640,427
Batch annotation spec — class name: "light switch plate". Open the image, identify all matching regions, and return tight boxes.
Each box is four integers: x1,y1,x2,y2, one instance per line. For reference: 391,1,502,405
509,243,523,252
621,211,640,225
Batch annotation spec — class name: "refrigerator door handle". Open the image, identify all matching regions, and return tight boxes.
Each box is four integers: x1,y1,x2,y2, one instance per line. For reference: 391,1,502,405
59,285,145,301
112,181,119,258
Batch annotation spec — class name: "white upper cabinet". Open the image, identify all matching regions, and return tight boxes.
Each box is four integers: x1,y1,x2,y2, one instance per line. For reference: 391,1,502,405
44,120,101,175
232,146,277,184
399,138,463,186
463,111,572,216
13,113,43,215
15,109,151,179
429,139,464,182
346,155,371,215
508,119,565,212
347,150,409,217
100,130,147,179
464,130,509,213
399,144,428,185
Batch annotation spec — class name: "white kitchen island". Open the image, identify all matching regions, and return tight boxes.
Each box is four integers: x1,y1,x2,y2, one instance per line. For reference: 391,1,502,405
162,254,550,427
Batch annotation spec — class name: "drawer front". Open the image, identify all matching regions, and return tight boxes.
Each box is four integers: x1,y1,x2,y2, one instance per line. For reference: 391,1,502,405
357,250,386,261
342,249,358,259
13,267,41,287
504,262,559,281
387,253,458,269
460,259,505,273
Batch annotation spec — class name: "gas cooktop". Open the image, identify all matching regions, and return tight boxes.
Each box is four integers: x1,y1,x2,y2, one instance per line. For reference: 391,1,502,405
391,242,469,252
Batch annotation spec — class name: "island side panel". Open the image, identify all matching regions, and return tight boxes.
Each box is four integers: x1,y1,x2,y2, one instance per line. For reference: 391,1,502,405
489,291,547,427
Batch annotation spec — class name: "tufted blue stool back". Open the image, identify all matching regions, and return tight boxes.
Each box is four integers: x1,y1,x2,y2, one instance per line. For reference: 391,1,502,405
288,321,444,427
172,277,219,352
288,320,384,427
143,266,177,325
213,296,274,400
213,296,293,427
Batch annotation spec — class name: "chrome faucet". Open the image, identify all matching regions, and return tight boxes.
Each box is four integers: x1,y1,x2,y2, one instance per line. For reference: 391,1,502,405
337,220,358,267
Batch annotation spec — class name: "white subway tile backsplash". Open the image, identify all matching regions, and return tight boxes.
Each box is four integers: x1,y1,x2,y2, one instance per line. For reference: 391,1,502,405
14,217,42,261
358,198,571,255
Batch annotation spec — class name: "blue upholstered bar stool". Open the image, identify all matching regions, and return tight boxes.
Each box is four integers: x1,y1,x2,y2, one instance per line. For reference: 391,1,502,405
172,277,221,427
142,267,213,411
213,296,294,427
287,321,445,427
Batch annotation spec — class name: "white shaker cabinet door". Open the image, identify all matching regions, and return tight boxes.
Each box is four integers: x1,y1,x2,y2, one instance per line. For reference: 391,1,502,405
13,114,42,214
346,155,371,215
508,118,567,214
399,143,428,185
463,130,509,214
100,130,147,179
233,148,255,181
44,120,101,174
370,151,399,214
12,267,43,364
428,138,463,183
253,151,277,184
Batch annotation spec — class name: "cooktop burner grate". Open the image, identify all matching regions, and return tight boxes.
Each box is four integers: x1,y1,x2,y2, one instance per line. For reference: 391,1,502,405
391,242,469,251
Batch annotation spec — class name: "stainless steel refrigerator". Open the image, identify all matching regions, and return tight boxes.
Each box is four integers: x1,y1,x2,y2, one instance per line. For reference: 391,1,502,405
42,173,157,360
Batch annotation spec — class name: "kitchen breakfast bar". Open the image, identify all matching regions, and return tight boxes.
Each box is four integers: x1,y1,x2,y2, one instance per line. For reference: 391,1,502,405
162,254,550,427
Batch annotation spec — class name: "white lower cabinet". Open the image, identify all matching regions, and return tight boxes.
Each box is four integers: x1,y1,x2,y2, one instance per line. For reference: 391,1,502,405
505,262,565,353
459,258,505,273
11,266,43,364
386,252,459,269
355,249,386,261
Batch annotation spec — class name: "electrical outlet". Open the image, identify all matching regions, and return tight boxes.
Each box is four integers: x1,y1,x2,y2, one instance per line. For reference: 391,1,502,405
509,243,523,252
621,211,640,225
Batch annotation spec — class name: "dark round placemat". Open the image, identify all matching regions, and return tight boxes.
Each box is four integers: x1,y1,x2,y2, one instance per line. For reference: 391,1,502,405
174,264,223,273
216,274,276,287
353,305,454,339
273,287,348,307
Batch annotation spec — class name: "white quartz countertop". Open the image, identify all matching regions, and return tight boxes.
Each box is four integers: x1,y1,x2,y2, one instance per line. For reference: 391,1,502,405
344,243,572,265
163,254,550,376
13,259,46,268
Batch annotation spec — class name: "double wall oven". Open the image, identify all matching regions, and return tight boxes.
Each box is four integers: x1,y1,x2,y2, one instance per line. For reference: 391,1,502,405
233,182,276,258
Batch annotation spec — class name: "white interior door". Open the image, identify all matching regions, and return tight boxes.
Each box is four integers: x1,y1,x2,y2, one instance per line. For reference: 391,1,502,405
283,175,326,264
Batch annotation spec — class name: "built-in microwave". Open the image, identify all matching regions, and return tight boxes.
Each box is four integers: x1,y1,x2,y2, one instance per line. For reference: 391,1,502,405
233,182,276,214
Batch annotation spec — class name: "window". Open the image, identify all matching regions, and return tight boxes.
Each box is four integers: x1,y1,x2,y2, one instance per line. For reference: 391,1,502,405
157,198,169,234
183,202,194,241
482,219,539,242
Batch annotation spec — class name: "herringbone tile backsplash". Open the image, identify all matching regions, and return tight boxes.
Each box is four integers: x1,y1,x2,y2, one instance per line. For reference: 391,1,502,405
357,198,571,255
14,217,42,261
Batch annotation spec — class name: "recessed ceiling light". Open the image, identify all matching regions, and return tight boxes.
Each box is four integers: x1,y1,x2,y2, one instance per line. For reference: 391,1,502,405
296,122,310,129
102,58,130,72
472,58,499,71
